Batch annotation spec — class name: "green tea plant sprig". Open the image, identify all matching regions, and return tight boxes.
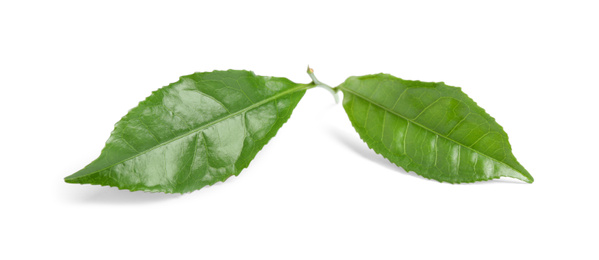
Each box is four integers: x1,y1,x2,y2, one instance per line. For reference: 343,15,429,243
65,68,533,193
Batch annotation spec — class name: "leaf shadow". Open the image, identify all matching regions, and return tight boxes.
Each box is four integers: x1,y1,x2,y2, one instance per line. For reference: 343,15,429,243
326,126,415,176
63,184,182,204
464,178,528,185
326,126,527,185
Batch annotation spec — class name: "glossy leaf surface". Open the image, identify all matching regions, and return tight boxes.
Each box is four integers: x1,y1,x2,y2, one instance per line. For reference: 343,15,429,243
65,70,310,193
338,74,533,183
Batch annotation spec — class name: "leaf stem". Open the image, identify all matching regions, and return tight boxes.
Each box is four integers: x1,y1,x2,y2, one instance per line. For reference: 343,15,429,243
307,66,339,103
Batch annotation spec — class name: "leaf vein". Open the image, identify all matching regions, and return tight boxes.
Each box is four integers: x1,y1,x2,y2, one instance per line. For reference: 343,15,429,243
341,87,521,175
84,85,310,177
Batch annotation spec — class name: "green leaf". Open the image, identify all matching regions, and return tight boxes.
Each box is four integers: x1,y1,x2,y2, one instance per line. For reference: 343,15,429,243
65,70,311,193
338,74,533,183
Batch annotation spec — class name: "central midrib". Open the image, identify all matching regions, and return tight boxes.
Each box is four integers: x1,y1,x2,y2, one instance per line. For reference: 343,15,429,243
69,84,312,179
340,86,524,176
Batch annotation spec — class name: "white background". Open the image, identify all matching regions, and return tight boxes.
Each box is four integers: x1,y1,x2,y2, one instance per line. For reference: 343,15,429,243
1,0,598,259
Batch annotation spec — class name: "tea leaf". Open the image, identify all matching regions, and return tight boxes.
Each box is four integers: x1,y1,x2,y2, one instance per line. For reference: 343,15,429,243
338,74,533,183
65,70,311,193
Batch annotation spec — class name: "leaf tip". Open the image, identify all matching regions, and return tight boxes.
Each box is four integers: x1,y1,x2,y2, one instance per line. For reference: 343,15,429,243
63,175,78,184
513,170,534,184
524,174,534,184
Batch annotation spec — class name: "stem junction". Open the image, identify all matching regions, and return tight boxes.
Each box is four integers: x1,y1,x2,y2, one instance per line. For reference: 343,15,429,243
307,66,339,104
